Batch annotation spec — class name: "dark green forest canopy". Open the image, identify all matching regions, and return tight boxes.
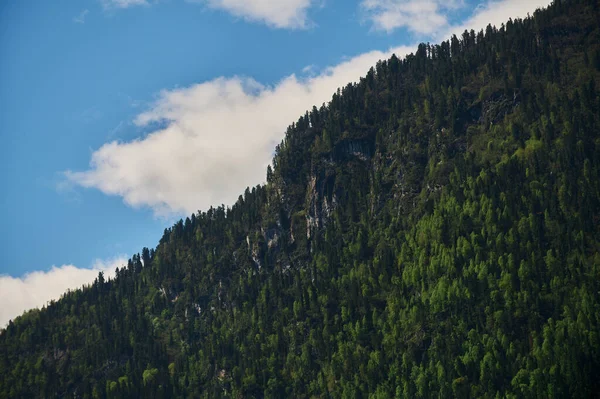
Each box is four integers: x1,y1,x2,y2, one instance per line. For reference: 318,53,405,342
2,0,600,397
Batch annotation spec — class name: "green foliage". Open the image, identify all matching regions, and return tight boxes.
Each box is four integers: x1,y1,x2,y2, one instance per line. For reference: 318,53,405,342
2,0,600,397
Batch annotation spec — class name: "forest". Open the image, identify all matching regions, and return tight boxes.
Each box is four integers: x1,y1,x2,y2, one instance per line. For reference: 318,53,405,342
1,0,600,397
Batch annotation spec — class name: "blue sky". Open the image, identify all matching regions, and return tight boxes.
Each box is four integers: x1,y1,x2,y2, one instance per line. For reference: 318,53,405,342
0,0,551,325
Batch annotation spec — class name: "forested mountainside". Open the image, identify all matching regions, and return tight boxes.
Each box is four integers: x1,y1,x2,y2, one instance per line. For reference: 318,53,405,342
2,0,600,397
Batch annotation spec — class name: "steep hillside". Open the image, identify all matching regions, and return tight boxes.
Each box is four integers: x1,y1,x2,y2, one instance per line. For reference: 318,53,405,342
2,0,600,397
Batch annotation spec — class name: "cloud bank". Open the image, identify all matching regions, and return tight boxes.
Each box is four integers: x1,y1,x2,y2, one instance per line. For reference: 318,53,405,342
361,0,463,35
0,257,127,328
100,0,317,28
192,0,316,29
67,0,552,218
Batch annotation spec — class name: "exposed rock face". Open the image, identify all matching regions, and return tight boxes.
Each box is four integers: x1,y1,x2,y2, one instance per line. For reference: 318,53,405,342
469,91,521,126
306,139,372,240
306,175,318,240
306,173,337,240
251,247,262,270
333,139,373,162
246,235,262,270
262,226,280,249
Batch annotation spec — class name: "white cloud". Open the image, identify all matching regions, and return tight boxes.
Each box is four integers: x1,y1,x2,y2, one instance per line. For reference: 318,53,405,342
0,257,127,328
361,0,551,36
73,9,90,24
100,0,148,9
66,0,552,218
361,0,463,35
99,0,316,26
190,0,316,29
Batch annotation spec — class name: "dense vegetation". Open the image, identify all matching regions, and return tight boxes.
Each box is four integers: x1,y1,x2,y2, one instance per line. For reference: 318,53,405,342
2,0,600,397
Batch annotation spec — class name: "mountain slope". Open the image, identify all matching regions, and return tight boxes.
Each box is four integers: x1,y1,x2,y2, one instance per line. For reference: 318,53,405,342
2,0,600,397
